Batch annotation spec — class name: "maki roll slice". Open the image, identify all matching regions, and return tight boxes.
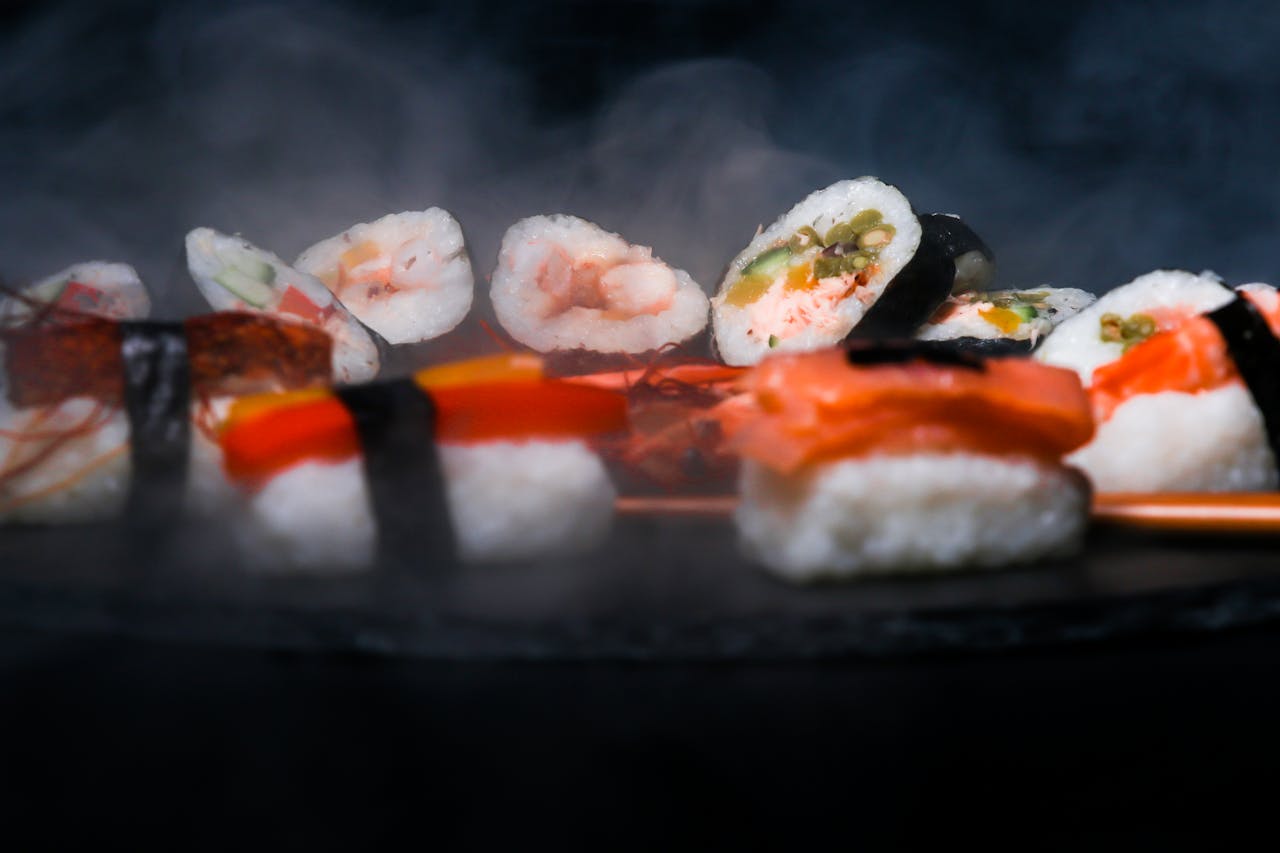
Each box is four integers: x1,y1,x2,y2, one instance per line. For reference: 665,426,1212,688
0,261,151,326
217,354,629,574
917,287,1095,355
1036,270,1280,492
710,178,959,366
186,227,381,383
294,209,474,346
715,341,1095,581
490,215,709,365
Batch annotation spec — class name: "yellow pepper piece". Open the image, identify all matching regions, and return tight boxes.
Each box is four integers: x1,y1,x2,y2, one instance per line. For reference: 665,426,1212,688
724,273,775,307
980,305,1024,334
784,264,817,292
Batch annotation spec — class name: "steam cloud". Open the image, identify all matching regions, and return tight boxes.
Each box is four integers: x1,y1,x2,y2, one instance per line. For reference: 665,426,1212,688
1,0,1277,318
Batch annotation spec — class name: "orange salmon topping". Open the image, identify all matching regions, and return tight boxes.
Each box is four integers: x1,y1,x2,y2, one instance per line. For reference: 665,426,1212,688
718,348,1094,474
220,378,628,484
1087,288,1280,422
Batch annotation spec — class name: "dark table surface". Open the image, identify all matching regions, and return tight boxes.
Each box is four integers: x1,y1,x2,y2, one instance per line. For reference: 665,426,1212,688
5,515,1280,847
5,621,1279,848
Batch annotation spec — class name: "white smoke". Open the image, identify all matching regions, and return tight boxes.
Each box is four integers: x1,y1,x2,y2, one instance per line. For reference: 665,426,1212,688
1,0,1277,317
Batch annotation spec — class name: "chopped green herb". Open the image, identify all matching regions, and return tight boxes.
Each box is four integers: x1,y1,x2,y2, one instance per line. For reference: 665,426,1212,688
789,226,824,252
768,334,779,348
857,224,895,249
1100,312,1157,351
847,209,883,233
824,222,857,246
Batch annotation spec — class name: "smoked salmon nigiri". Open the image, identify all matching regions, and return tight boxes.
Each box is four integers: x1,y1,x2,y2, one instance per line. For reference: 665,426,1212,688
714,341,1095,582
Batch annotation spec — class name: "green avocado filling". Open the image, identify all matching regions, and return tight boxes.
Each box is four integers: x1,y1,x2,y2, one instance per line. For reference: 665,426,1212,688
1099,312,1157,350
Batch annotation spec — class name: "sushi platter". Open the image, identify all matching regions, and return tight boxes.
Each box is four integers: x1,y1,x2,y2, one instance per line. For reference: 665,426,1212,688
2,179,1280,660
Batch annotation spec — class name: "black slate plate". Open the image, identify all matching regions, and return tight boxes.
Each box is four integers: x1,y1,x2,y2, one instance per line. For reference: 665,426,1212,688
1,515,1279,659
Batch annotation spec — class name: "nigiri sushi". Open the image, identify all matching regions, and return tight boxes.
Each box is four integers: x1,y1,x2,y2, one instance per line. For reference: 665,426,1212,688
1040,272,1280,493
217,354,628,574
0,313,333,523
716,341,1095,581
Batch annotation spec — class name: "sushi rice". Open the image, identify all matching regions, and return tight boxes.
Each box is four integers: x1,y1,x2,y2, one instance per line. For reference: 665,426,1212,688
737,453,1088,582
234,439,617,574
295,209,474,346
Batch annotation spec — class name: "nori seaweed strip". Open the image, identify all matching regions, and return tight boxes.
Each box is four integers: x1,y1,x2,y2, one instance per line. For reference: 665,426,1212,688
119,321,190,524
335,379,454,570
1207,296,1280,461
916,213,996,293
850,226,954,339
845,339,986,372
924,336,1035,357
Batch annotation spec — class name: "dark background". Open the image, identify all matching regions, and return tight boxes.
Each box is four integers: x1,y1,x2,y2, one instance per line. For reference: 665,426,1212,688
3,0,1279,314
4,0,1280,845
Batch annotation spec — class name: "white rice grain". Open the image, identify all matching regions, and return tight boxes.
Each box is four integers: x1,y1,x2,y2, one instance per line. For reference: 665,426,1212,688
736,453,1088,582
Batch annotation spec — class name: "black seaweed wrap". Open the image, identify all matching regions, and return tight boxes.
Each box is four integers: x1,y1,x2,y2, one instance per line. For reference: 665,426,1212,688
851,219,961,339
1207,295,1280,462
845,339,986,372
925,336,1035,357
335,379,455,569
119,321,190,524
916,214,995,281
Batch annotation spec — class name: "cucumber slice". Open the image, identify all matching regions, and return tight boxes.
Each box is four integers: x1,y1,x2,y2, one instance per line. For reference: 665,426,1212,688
742,246,792,278
227,254,277,285
1011,304,1038,321
214,266,275,307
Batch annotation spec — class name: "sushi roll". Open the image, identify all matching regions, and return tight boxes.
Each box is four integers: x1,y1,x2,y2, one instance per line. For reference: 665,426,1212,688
710,178,960,366
716,342,1094,581
186,227,381,383
1042,274,1280,493
0,261,151,326
294,209,474,346
490,215,709,361
217,354,628,574
0,313,333,524
917,287,1096,355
